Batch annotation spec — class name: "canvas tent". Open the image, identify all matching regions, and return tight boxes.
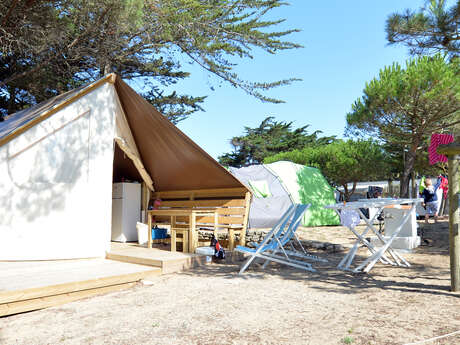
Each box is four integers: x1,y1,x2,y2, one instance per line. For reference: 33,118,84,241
229,161,340,228
0,74,248,260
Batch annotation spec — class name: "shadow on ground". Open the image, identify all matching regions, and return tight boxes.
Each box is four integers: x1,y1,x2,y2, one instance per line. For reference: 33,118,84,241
179,220,456,299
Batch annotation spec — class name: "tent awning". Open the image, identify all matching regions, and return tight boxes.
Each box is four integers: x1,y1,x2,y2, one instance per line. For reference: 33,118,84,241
114,76,246,192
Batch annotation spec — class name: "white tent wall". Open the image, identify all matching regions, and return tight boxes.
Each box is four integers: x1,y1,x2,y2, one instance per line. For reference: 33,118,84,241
0,83,116,260
229,165,293,228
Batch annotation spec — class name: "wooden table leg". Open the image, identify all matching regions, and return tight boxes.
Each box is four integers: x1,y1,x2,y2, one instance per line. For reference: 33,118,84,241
182,230,189,253
229,229,235,251
171,229,176,252
190,213,197,253
214,212,218,238
171,216,177,252
147,211,152,249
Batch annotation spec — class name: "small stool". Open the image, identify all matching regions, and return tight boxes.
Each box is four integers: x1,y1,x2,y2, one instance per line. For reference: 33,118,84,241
171,228,189,253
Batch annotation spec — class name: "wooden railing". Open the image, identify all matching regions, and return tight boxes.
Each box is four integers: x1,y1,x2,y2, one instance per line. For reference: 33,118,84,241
151,187,251,249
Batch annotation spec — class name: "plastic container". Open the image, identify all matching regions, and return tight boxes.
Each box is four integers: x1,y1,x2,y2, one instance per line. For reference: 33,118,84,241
136,223,169,244
152,227,168,240
195,246,215,263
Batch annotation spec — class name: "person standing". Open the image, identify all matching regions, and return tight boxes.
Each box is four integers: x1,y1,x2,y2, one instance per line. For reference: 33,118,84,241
421,178,440,224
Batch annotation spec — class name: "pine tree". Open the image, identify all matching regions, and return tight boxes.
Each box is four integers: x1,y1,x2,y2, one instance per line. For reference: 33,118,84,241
0,0,301,121
346,54,460,197
218,116,336,167
386,0,460,57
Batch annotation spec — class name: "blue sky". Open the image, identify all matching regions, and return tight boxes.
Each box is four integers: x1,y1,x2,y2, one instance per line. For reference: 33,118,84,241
169,1,429,160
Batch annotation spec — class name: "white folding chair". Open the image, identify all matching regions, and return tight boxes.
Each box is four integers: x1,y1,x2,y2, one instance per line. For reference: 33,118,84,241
235,204,326,274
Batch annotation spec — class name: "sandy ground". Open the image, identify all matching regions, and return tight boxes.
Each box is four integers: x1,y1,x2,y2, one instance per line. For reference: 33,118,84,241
1,220,459,345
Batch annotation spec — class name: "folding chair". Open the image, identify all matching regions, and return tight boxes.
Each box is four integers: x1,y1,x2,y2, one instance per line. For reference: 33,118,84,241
235,204,326,274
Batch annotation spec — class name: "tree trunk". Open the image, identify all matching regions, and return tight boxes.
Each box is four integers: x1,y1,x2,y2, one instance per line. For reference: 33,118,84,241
400,147,417,198
100,63,112,77
342,184,349,202
7,86,16,115
344,181,357,202
350,181,357,200
411,171,416,198
388,179,393,197
104,63,112,75
342,182,357,202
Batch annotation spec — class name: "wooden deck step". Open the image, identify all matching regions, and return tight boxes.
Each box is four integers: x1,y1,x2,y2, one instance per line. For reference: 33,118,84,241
107,242,208,274
0,243,210,317
0,259,160,317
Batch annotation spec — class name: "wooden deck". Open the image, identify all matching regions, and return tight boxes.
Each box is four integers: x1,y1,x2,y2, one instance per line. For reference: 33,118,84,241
107,242,208,274
0,258,160,317
0,243,210,317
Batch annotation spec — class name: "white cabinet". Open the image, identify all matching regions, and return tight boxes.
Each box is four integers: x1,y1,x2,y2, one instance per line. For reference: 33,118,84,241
381,207,420,250
111,183,141,242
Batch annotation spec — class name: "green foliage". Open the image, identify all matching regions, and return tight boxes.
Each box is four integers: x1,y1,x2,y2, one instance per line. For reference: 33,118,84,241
218,116,336,167
386,0,460,57
0,0,301,121
265,139,389,201
383,140,447,181
342,336,354,344
346,54,460,197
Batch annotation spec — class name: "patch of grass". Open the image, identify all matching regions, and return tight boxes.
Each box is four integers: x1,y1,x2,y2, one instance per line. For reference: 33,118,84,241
342,336,354,344
152,321,159,328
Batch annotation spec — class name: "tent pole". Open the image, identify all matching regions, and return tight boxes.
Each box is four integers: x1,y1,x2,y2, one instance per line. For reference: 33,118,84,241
141,182,150,223
438,143,460,292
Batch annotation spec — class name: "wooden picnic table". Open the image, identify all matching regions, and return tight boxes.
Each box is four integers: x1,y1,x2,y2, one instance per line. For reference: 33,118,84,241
147,209,217,253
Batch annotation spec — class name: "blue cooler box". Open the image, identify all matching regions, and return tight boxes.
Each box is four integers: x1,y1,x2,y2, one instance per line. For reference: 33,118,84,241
152,227,168,240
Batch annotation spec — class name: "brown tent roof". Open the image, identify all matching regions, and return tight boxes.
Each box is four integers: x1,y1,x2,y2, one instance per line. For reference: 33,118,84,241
113,76,245,191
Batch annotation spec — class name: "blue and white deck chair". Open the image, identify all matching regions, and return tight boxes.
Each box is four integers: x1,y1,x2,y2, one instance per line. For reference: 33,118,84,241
235,204,326,274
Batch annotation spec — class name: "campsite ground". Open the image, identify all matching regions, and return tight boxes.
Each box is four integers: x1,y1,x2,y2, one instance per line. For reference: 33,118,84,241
1,220,458,345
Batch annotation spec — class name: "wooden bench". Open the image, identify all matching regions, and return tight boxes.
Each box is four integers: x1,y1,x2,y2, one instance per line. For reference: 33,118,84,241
151,187,251,251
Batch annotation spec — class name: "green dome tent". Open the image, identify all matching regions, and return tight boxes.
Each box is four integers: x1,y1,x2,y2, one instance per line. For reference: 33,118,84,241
230,161,340,228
